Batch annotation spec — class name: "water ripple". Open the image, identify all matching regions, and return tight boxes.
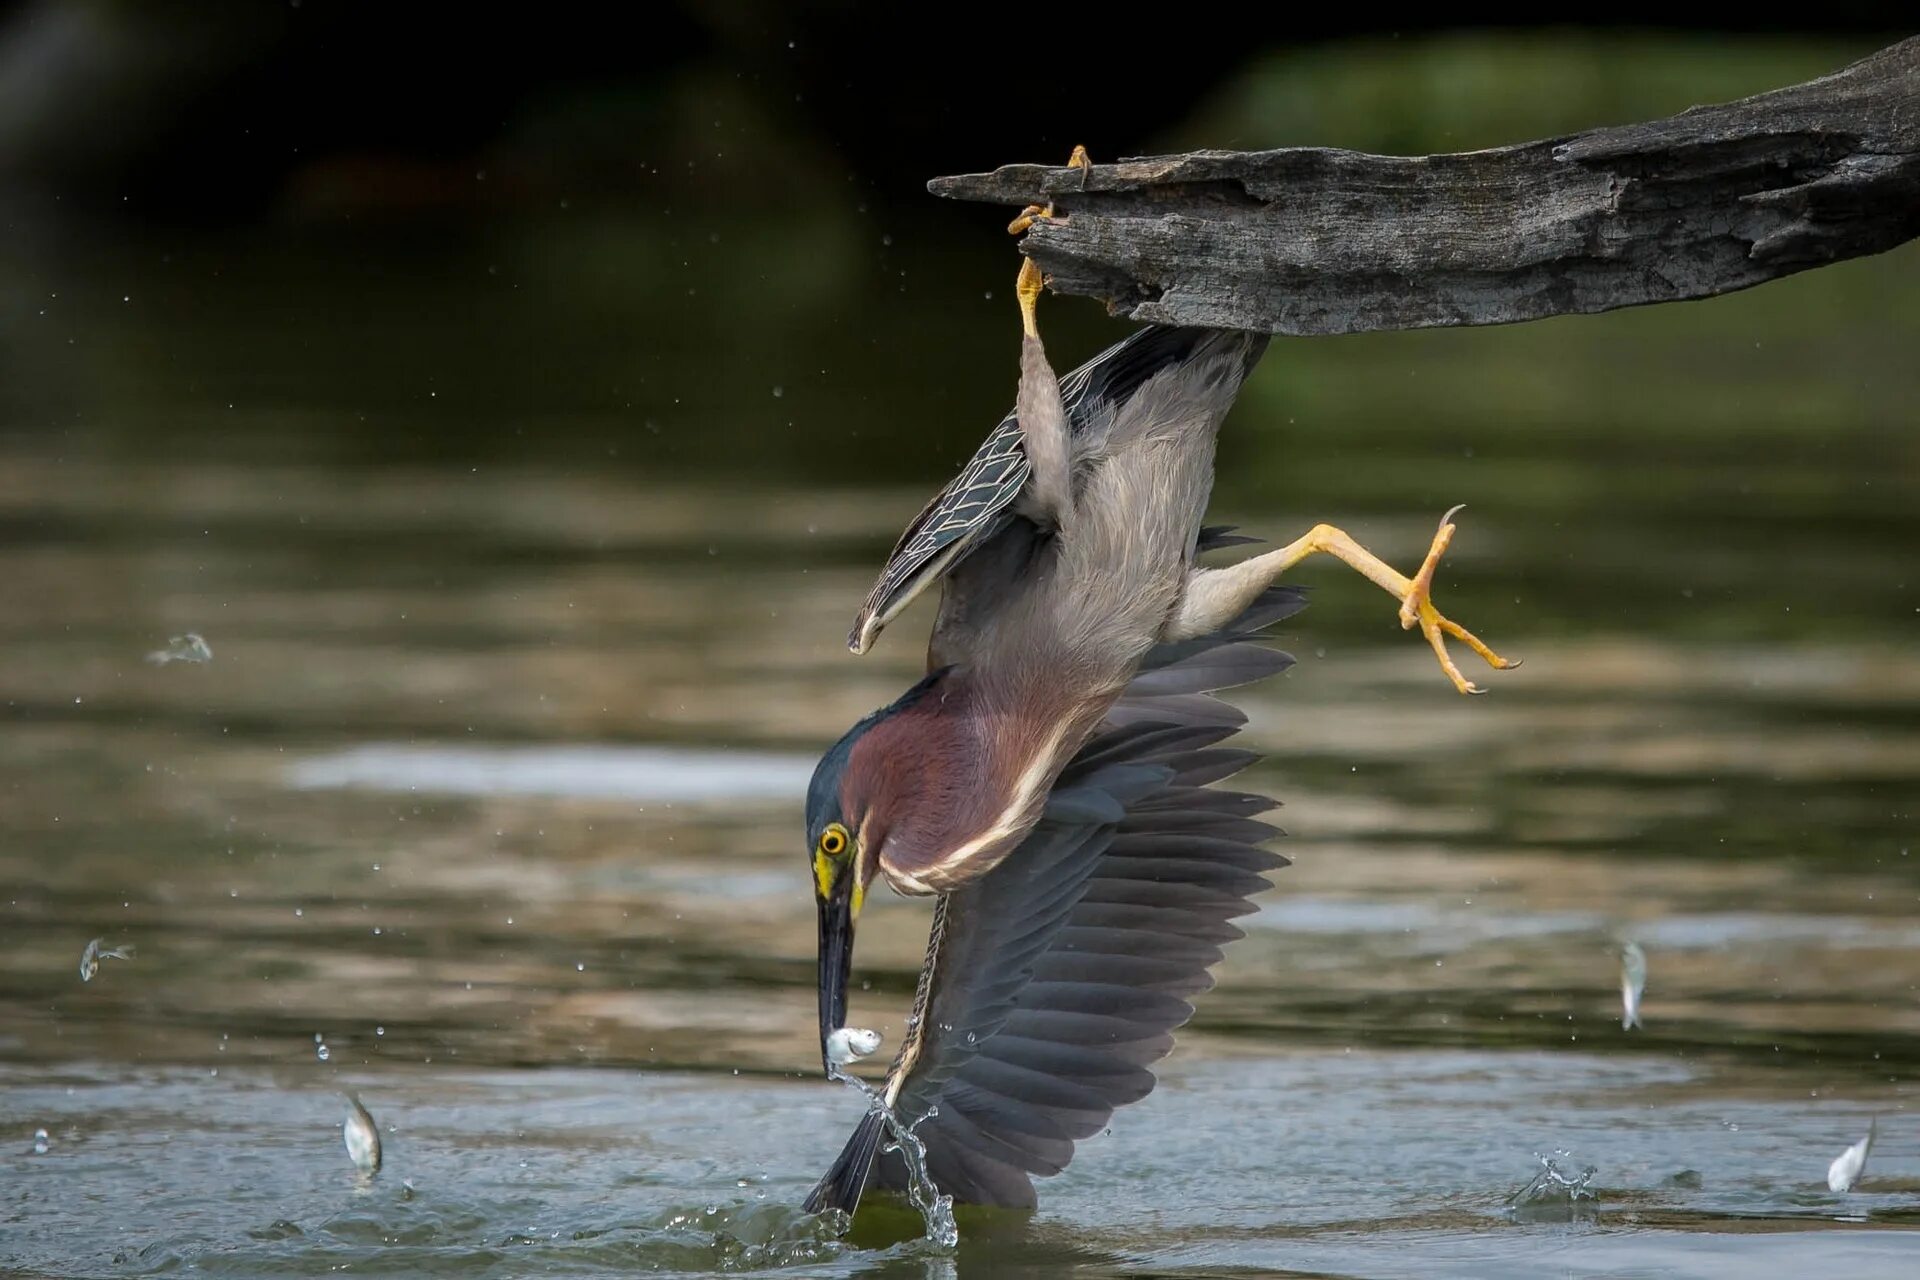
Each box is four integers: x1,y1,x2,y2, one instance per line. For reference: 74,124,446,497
286,743,815,803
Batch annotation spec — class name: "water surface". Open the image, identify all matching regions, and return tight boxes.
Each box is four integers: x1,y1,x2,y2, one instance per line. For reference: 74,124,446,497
3,36,1919,1277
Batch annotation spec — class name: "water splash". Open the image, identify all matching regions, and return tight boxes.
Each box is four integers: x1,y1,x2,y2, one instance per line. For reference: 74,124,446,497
828,1067,957,1251
145,633,213,665
886,1106,957,1253
31,1127,50,1155
1507,1149,1598,1221
644,1200,850,1271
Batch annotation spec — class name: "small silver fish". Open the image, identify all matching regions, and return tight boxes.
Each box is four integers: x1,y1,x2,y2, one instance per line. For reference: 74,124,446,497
343,1094,382,1174
145,633,213,666
1620,941,1647,1030
1828,1117,1875,1193
826,1026,883,1066
78,937,135,982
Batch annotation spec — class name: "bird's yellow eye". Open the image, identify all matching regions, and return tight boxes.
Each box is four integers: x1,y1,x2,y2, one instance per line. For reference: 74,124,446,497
819,825,848,857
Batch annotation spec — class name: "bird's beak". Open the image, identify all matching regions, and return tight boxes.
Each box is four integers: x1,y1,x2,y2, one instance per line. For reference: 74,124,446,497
816,864,858,1075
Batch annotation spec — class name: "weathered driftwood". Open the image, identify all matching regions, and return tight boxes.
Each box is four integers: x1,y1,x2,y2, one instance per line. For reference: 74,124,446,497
930,38,1920,335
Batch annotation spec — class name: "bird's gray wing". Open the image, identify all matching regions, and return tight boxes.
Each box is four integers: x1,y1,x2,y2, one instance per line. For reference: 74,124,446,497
805,581,1304,1212
846,326,1253,655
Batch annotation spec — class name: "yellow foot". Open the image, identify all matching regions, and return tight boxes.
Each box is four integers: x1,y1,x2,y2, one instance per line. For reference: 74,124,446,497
1005,146,1092,234
1009,147,1093,339
1257,510,1518,696
1395,505,1520,695
1007,202,1049,236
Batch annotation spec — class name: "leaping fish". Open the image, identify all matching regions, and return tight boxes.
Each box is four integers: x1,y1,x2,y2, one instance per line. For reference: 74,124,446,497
79,937,135,983
1828,1117,1876,1193
343,1094,382,1174
1620,941,1647,1030
825,1026,883,1066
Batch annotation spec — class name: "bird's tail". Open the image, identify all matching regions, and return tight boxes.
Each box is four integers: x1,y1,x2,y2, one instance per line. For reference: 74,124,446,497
802,1108,886,1216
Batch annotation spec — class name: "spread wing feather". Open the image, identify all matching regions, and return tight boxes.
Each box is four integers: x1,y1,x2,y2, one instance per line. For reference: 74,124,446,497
805,583,1302,1212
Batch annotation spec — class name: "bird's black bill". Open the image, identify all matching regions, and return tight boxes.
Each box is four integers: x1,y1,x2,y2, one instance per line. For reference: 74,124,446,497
816,884,855,1075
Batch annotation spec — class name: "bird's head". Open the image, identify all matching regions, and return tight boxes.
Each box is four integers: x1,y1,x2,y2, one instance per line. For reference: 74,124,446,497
805,670,948,1074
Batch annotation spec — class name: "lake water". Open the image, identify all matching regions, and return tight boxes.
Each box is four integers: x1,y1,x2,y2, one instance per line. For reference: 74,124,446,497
2,89,1918,1275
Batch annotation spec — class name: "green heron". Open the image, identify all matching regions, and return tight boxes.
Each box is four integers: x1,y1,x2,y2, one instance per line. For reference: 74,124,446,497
805,150,1515,1211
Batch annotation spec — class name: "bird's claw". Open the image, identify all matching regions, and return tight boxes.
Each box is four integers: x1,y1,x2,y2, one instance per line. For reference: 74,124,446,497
1007,147,1090,235
1007,203,1049,236
1010,147,1092,340
1396,505,1520,695
1067,143,1091,184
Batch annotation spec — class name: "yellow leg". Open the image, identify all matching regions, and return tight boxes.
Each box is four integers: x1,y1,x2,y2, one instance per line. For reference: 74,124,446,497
1009,147,1091,341
1263,509,1518,695
1016,258,1045,339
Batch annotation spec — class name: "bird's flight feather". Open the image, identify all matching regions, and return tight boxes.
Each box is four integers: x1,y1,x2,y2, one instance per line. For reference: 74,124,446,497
806,552,1304,1212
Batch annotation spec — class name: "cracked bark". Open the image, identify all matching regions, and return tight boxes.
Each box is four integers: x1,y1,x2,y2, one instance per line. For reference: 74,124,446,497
929,38,1920,336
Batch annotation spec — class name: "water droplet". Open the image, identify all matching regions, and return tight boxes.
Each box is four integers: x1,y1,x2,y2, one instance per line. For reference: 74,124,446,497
317,1043,330,1061
32,1128,50,1154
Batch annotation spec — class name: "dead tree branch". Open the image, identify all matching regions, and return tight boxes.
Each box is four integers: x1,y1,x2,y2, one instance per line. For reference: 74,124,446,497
930,39,1920,335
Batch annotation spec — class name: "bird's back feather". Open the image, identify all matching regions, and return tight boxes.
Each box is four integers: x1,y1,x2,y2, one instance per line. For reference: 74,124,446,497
848,327,1268,654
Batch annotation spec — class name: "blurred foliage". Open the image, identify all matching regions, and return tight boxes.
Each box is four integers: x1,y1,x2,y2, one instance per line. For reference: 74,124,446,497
0,31,1911,648
1175,30,1888,154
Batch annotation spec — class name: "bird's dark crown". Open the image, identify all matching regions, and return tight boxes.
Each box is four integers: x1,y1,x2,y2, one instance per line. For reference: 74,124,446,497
806,667,951,847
